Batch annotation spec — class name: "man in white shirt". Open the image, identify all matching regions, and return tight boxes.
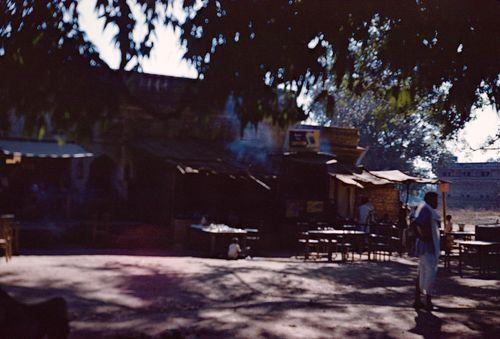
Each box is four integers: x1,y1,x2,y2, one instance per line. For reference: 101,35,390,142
358,197,374,232
412,192,441,310
228,237,242,260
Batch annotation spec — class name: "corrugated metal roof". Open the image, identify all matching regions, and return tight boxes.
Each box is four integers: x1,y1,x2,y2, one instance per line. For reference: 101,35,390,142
331,173,365,188
132,139,271,190
329,169,440,187
370,170,439,184
0,139,93,158
133,139,239,169
283,152,337,165
351,171,394,185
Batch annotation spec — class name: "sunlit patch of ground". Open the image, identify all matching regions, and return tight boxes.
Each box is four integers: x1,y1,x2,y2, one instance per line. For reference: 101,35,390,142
1,252,499,338
448,208,500,226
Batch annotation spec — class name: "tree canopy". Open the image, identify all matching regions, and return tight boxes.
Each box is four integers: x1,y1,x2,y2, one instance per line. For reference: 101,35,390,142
1,1,108,138
0,0,499,140
180,0,499,136
309,83,454,174
0,0,175,139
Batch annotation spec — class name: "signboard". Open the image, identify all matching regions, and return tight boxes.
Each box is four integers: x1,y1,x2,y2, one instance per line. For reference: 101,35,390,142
5,154,21,165
289,129,320,152
321,127,359,148
306,200,324,214
439,182,449,193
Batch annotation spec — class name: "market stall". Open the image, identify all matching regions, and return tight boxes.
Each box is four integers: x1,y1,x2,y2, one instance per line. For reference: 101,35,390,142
189,223,254,257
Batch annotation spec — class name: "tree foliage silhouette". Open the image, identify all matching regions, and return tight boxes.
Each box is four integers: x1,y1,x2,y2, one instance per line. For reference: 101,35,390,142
1,0,498,139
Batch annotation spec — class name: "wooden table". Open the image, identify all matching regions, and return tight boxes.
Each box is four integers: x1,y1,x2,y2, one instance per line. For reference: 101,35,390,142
342,225,359,231
308,230,366,262
308,230,366,236
450,231,475,240
457,240,500,276
191,224,248,257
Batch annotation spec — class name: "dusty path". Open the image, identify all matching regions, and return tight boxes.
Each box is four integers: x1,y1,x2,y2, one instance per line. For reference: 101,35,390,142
1,252,498,338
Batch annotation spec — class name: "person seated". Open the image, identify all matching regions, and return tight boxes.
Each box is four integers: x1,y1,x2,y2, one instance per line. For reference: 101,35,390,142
443,214,454,253
227,237,242,260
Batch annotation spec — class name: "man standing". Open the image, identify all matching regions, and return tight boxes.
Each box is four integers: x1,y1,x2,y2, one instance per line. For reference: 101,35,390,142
358,197,374,233
412,192,441,310
398,201,409,229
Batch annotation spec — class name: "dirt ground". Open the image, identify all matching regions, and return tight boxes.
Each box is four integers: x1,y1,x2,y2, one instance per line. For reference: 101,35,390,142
0,251,499,338
447,209,500,226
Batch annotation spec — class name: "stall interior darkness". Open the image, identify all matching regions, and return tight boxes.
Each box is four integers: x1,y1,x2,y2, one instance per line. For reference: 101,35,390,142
1,157,71,220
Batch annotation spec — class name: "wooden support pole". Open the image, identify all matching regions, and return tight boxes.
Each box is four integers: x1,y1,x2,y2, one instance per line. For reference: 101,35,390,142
439,181,449,227
442,191,447,228
405,183,410,205
169,169,176,227
347,185,351,219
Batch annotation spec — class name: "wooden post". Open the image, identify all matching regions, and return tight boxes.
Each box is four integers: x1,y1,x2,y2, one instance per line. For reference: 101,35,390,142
442,191,446,227
439,182,449,227
346,186,351,220
334,179,339,218
170,169,176,228
405,183,410,205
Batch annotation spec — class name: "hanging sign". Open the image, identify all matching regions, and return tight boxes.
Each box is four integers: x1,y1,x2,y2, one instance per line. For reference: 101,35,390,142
289,129,320,152
439,182,449,193
306,200,324,214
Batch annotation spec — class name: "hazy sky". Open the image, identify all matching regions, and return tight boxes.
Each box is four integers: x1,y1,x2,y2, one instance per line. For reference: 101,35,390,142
79,0,499,163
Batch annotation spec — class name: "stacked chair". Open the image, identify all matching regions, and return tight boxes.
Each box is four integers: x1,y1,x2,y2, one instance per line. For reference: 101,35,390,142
368,224,400,261
476,225,500,274
336,225,355,261
297,222,319,260
313,222,339,261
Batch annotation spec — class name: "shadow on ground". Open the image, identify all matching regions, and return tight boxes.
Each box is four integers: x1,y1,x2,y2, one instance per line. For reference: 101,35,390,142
1,253,499,338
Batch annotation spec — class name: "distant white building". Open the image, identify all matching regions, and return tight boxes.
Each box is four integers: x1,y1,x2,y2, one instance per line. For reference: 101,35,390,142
439,162,500,209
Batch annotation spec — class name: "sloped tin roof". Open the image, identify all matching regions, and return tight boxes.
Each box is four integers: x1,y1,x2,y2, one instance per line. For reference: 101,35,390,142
132,139,271,189
330,169,439,187
0,138,93,158
370,170,439,184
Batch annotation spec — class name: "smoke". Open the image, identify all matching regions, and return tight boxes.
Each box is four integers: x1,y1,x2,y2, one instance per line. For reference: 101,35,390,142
223,96,278,170
223,97,343,171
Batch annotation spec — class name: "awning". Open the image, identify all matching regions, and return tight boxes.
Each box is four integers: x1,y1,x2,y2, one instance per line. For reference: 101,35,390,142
133,139,247,174
329,169,440,188
351,170,393,185
369,170,439,184
0,138,93,158
132,139,271,190
331,173,365,188
283,152,337,165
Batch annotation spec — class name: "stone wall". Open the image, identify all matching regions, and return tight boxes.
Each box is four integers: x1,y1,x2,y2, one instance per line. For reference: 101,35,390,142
439,162,500,209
